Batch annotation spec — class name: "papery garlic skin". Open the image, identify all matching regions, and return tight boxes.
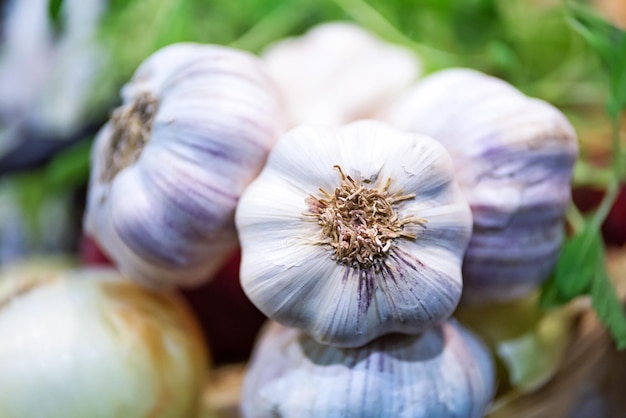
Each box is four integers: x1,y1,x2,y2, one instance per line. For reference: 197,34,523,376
85,43,286,288
383,69,578,303
0,264,208,418
236,120,472,347
0,0,105,137
262,22,421,127
242,320,495,418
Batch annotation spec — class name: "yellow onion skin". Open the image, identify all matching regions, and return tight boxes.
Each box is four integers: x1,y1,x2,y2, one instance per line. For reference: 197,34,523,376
0,264,208,418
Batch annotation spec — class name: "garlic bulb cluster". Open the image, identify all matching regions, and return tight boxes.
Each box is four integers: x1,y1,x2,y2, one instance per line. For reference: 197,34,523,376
262,22,421,127
383,68,578,303
85,43,286,288
242,320,495,418
0,263,208,418
236,120,472,347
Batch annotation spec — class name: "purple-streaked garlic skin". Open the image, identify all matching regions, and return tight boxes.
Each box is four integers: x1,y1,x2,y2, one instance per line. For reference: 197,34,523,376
383,68,578,303
262,22,421,127
85,43,286,288
236,120,472,347
242,320,495,418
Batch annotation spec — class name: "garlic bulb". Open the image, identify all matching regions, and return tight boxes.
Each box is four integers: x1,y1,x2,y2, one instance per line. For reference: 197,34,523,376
0,263,208,418
242,320,495,418
85,43,286,288
236,120,472,347
262,22,421,127
383,69,578,303
0,0,106,137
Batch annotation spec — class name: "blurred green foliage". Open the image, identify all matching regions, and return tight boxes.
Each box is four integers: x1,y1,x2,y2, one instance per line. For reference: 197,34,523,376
2,139,92,244
540,1,626,349
91,0,605,108
24,0,620,228
48,0,65,33
567,1,626,119
26,0,620,235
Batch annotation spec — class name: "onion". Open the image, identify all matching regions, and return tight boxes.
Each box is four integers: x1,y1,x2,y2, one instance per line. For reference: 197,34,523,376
0,261,208,418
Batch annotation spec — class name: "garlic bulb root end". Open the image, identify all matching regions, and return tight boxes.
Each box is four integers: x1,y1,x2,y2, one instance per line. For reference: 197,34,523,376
103,92,158,182
304,164,427,270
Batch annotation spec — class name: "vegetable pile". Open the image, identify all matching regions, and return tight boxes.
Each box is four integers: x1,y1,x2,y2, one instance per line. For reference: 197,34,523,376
1,2,625,417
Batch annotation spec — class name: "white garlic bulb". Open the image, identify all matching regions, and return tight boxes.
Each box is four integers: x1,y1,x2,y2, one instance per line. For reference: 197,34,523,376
262,22,421,127
242,320,495,418
383,68,578,303
0,262,208,418
85,43,286,288
236,120,472,347
0,0,106,138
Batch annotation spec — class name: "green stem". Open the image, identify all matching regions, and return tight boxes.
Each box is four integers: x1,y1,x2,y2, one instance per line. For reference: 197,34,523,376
573,159,613,188
590,115,622,231
331,0,457,70
229,2,307,52
612,114,622,176
591,176,619,230
566,204,586,234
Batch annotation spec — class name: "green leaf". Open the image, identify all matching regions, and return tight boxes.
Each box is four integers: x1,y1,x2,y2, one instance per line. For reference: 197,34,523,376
539,274,570,309
554,226,603,299
48,0,64,34
45,139,93,191
567,2,626,116
12,172,47,242
591,267,626,349
458,293,572,393
496,307,570,392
